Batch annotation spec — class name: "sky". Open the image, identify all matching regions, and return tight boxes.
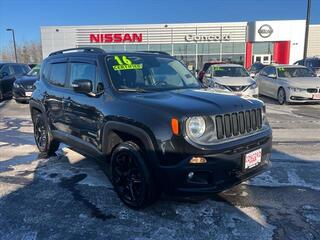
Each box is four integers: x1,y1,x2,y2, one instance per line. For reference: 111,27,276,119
0,0,319,49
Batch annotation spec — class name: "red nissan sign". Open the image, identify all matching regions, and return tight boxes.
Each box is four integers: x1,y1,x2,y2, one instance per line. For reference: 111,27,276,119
90,33,143,43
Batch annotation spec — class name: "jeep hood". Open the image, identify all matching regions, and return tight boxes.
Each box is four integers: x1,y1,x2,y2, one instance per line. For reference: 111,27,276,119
125,88,262,116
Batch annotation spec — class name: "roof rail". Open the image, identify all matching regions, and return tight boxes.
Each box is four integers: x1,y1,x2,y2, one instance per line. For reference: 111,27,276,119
49,47,105,56
136,51,171,56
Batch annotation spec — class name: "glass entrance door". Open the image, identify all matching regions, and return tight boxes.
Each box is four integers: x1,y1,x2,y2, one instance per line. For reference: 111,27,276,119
252,54,272,64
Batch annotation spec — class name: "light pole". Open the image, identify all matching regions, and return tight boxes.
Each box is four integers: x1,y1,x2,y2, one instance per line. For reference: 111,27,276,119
303,0,311,59
6,28,18,63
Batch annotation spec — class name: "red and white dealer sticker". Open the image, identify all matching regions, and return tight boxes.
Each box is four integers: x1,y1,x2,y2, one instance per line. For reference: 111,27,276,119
244,148,262,169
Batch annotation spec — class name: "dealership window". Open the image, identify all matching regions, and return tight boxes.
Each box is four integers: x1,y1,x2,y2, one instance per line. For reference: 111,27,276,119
252,42,273,54
221,54,245,65
222,42,245,54
198,43,220,54
126,44,148,52
101,45,124,51
173,43,196,55
149,44,172,54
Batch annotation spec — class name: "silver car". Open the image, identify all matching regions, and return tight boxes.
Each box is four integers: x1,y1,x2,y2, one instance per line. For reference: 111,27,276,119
202,64,258,97
255,65,320,104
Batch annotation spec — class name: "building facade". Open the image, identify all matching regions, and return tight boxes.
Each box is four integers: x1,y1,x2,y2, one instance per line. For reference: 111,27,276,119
41,20,314,70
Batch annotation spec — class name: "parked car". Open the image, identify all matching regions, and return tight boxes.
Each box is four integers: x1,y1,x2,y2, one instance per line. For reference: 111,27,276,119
248,62,266,78
0,63,30,101
294,57,320,77
255,65,320,104
202,64,259,97
198,61,225,81
30,47,272,209
13,64,40,103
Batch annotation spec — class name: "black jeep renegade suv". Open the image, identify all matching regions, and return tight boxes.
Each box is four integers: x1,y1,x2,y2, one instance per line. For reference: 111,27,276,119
29,48,272,209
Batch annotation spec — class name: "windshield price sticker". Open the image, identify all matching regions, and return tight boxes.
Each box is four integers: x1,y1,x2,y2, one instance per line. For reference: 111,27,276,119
112,55,143,71
278,67,285,72
213,66,224,71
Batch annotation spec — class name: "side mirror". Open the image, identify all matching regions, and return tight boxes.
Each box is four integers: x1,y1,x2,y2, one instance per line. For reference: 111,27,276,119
72,79,93,94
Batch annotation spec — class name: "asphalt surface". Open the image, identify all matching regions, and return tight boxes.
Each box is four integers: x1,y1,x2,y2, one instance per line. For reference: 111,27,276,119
0,97,320,240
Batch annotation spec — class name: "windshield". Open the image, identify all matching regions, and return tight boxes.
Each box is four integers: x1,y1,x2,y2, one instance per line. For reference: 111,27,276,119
309,60,320,68
27,67,40,76
277,67,316,78
212,66,249,77
106,54,201,91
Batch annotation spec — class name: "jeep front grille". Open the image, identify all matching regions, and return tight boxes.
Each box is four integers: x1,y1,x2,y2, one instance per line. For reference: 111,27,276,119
215,109,262,139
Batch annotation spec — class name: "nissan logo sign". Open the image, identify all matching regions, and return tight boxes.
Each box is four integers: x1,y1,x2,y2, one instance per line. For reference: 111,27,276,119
258,24,273,38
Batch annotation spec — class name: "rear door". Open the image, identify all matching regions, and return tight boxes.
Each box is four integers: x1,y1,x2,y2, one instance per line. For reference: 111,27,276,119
44,59,69,132
63,57,105,150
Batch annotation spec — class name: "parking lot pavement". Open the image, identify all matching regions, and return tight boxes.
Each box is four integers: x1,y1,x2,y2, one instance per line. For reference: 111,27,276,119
0,98,320,240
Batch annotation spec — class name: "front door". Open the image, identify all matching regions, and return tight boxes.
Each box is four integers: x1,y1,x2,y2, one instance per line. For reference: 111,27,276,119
63,58,105,150
253,54,272,65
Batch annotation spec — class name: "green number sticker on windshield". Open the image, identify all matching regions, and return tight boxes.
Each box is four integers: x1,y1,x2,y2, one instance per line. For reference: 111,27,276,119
213,66,224,71
112,55,142,71
278,67,285,72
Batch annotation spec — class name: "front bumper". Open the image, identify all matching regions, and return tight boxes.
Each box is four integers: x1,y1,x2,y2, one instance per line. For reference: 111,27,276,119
13,87,33,101
159,130,272,194
287,89,320,103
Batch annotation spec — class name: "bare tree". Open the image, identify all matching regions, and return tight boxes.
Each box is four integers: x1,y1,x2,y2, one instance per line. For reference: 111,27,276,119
0,41,42,64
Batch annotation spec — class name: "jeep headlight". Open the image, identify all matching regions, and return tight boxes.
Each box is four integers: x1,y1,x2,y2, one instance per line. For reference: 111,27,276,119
185,116,216,145
186,116,206,138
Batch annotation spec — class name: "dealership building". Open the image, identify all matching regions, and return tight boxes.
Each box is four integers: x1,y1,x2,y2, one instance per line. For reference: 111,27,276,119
41,20,319,70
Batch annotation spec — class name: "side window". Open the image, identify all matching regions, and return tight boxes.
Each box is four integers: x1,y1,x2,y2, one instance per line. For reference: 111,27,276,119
70,62,99,90
270,67,276,76
12,65,24,75
49,63,67,87
260,67,267,76
0,66,13,76
41,61,50,82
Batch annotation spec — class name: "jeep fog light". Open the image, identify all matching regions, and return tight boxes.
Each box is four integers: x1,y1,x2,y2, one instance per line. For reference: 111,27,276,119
189,157,207,164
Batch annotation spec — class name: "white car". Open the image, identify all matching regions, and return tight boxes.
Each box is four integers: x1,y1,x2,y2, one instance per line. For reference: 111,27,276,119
255,65,320,105
202,64,258,97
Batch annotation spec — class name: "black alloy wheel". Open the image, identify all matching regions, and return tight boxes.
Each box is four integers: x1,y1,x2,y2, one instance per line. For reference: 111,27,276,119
111,142,158,209
34,116,48,152
33,112,59,157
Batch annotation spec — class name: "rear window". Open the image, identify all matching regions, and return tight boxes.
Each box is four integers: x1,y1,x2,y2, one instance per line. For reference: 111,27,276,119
48,63,67,87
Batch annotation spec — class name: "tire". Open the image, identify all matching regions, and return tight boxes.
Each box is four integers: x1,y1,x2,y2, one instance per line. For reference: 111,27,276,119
33,112,59,158
111,141,159,209
277,88,286,105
